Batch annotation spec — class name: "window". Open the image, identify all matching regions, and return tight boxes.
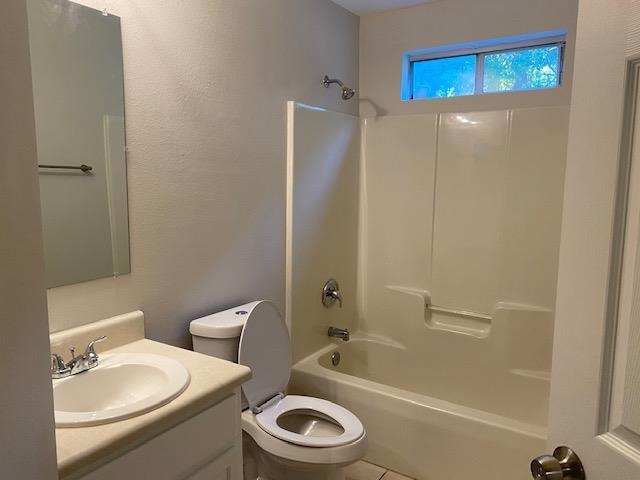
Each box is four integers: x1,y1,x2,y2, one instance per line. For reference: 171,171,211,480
482,45,561,93
404,32,566,100
412,55,477,99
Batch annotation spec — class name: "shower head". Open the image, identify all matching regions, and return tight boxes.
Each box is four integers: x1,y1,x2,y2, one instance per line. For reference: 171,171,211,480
341,86,356,100
323,75,356,101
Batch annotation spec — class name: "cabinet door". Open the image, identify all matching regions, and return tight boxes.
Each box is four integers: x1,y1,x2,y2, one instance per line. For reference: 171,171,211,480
186,449,240,480
78,394,241,480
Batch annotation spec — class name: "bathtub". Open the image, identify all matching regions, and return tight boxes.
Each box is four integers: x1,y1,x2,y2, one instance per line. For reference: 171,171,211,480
289,338,548,480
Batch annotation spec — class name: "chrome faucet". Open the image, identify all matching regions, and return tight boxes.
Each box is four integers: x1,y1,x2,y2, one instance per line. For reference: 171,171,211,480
328,326,350,342
322,278,343,308
51,336,107,379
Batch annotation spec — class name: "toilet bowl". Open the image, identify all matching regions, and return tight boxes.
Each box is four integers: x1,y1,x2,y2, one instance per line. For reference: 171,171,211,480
190,300,367,480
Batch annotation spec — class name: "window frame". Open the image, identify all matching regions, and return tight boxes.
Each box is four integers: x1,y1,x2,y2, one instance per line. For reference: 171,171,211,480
407,35,566,100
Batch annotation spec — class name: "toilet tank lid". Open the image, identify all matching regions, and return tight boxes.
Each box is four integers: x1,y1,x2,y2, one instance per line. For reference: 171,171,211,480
190,301,260,339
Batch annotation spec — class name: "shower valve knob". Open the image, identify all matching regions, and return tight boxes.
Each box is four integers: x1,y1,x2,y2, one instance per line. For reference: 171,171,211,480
322,278,343,308
530,447,585,480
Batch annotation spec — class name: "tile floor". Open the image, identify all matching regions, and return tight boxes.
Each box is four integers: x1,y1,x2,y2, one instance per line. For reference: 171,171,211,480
344,460,415,480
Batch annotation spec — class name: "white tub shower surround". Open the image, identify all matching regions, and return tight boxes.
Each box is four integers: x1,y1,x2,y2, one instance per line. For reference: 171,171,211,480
286,103,569,480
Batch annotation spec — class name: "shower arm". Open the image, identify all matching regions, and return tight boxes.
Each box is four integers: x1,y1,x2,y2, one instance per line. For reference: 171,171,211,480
323,76,346,89
323,75,356,100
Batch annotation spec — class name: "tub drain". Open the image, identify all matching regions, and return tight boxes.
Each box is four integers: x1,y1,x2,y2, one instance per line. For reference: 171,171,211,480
331,351,341,366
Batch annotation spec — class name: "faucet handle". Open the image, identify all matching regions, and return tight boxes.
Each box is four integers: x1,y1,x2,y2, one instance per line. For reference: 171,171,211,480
333,290,343,308
84,335,107,357
322,279,343,308
51,353,66,370
51,353,70,378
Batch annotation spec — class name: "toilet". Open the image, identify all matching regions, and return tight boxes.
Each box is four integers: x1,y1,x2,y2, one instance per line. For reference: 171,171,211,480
190,300,367,480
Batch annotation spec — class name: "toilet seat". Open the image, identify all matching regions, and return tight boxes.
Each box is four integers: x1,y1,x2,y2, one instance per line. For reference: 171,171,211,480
255,394,364,447
242,408,368,467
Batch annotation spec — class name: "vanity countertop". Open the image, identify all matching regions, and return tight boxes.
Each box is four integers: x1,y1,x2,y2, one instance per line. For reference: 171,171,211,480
55,337,251,479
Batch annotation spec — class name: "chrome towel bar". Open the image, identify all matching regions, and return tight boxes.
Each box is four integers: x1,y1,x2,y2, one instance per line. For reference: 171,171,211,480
38,164,93,173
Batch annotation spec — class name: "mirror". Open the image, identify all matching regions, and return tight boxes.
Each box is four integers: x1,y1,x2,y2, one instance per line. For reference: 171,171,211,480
27,0,130,288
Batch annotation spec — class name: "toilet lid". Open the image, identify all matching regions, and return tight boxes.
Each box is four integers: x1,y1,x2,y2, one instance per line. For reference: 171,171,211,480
238,300,291,411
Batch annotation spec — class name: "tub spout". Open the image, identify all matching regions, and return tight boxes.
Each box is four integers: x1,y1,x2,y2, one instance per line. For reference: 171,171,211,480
328,326,350,341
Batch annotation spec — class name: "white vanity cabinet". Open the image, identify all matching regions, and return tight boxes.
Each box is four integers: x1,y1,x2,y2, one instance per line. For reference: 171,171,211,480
75,392,243,480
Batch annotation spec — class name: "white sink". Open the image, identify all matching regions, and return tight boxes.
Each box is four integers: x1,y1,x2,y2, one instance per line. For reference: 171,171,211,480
53,353,190,427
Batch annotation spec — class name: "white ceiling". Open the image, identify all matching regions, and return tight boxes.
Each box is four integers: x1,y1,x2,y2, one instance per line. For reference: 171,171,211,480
331,0,435,16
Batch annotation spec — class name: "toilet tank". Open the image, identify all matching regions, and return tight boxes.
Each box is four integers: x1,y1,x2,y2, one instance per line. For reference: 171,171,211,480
192,335,241,363
190,303,257,362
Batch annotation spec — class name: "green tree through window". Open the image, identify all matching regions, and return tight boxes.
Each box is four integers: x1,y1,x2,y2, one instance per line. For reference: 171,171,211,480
412,55,476,99
409,42,562,100
483,46,560,93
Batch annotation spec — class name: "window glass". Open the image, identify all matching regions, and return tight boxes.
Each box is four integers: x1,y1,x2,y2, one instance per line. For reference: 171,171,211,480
482,45,560,93
412,55,477,99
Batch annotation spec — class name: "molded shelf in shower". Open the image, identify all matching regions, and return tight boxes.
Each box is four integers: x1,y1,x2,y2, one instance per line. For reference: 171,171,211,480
385,285,492,338
426,307,492,338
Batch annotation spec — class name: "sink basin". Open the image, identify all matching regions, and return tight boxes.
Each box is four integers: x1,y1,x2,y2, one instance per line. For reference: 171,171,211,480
53,353,190,427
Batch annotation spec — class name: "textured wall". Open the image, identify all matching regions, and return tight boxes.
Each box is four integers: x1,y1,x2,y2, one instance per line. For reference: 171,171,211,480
44,0,359,348
359,0,578,116
0,0,57,477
